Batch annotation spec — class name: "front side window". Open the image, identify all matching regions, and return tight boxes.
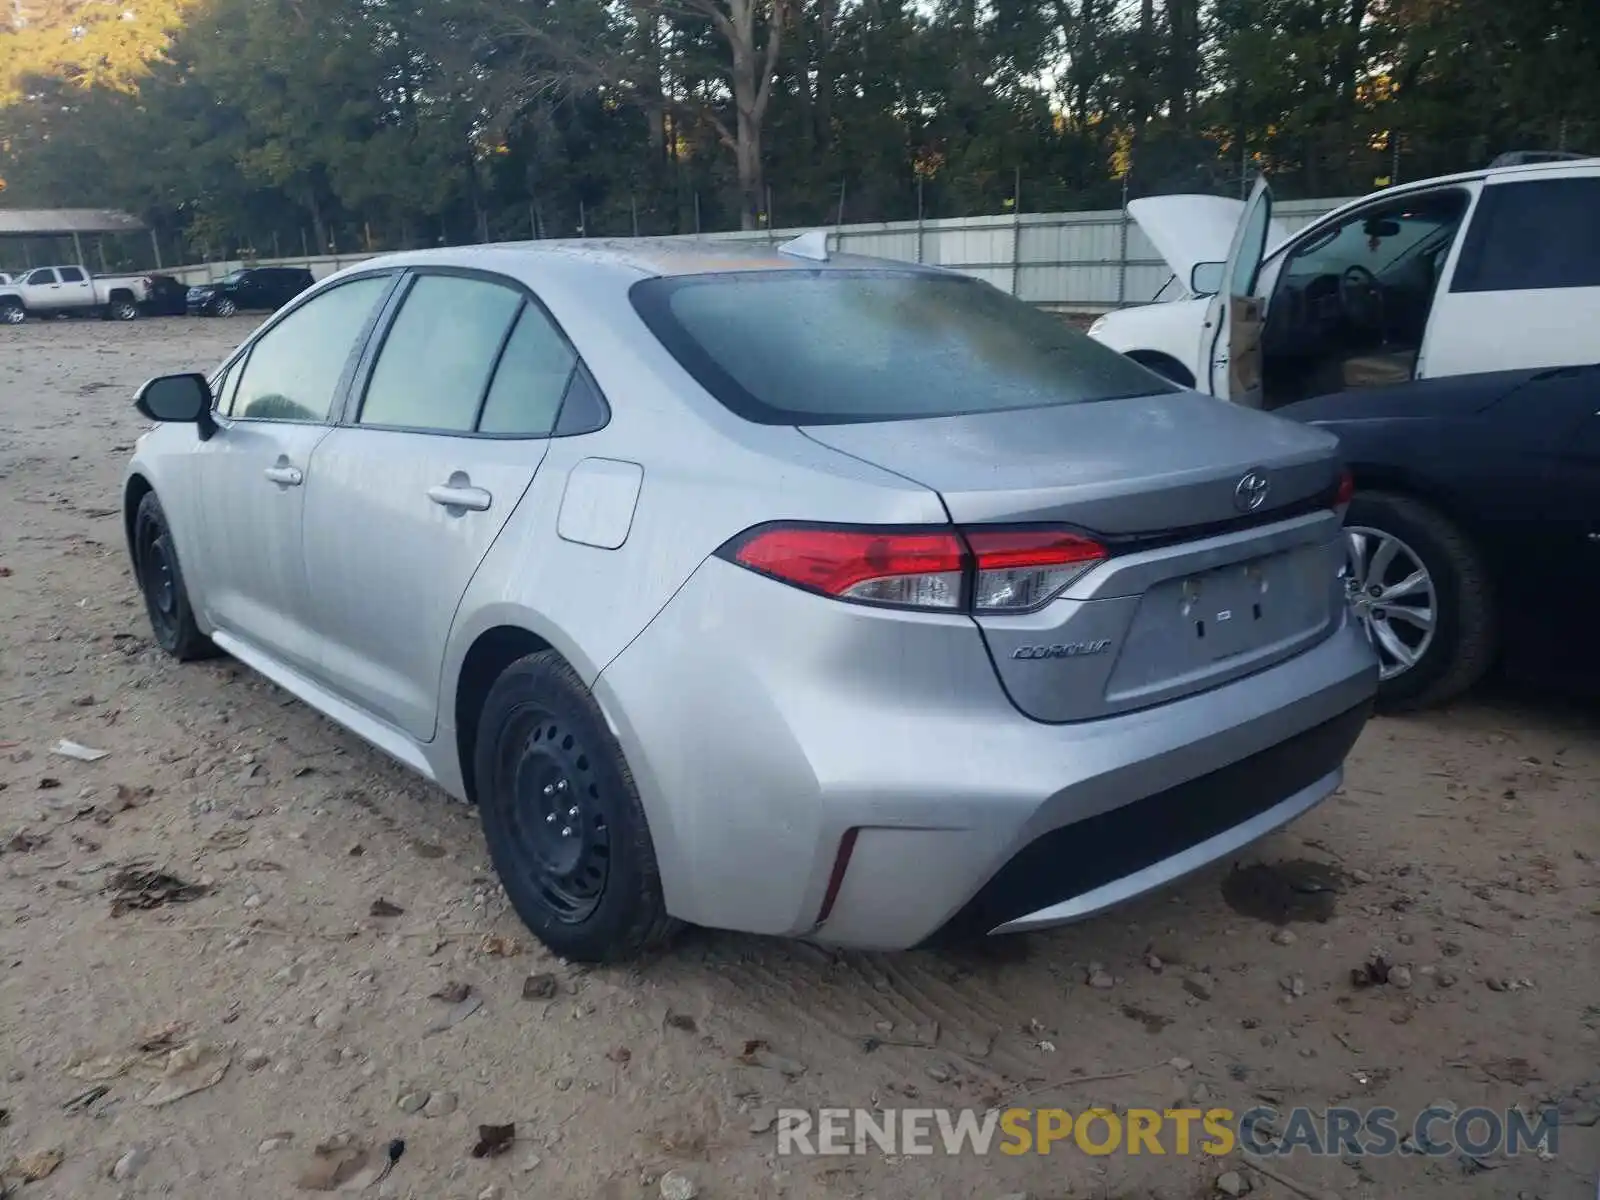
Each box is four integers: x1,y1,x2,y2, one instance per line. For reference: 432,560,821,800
359,274,523,433
25,269,58,285
1451,177,1600,292
632,271,1172,425
230,275,390,422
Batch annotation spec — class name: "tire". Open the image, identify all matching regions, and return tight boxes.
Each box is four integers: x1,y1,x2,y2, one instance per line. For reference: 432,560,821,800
473,650,677,962
109,297,139,321
1,301,25,325
1127,350,1196,388
214,297,237,318
133,491,217,662
1344,491,1495,713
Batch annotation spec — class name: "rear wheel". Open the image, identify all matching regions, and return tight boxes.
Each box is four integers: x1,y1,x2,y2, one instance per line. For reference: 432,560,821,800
473,651,677,962
108,296,139,321
1,301,24,325
1344,492,1495,712
133,492,217,661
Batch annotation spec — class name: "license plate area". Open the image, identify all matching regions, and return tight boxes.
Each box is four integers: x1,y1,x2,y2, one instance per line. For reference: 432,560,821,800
1105,544,1336,705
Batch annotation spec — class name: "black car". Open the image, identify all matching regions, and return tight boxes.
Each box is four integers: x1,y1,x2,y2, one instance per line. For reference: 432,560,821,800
1277,366,1600,711
187,266,314,317
141,273,189,317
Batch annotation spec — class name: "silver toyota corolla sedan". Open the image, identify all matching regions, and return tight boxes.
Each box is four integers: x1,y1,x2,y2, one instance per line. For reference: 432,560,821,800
123,237,1378,961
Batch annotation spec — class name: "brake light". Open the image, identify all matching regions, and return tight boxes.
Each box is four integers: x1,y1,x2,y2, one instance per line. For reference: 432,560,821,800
1334,468,1355,507
720,524,1106,613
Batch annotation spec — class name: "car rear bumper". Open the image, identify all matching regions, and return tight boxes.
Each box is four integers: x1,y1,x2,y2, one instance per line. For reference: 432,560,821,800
595,555,1378,950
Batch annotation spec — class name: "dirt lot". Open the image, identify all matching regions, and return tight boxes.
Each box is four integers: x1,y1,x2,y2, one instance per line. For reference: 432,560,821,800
0,317,1597,1200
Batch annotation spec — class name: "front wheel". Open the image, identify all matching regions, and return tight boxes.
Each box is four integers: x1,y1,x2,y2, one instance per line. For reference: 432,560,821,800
214,297,237,318
133,492,217,661
1,301,24,325
474,650,677,962
1344,492,1495,712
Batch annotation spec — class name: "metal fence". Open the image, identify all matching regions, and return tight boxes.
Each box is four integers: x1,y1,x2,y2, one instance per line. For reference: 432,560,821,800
156,195,1350,313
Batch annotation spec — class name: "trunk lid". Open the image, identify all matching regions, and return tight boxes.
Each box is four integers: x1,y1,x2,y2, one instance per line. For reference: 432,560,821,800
800,396,1349,722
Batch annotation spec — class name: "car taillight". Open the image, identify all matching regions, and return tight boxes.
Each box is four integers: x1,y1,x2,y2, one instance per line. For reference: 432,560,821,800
1334,468,1355,507
964,528,1106,613
720,524,1106,614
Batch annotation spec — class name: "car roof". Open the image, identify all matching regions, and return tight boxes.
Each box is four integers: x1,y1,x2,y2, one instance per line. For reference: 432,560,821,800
1325,155,1598,215
355,236,942,284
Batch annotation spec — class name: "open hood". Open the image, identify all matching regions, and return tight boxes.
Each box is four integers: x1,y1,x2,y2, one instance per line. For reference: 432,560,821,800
1128,195,1292,290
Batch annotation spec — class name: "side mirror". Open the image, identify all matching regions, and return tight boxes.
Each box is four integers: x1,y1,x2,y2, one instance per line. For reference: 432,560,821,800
1189,261,1224,297
135,373,217,440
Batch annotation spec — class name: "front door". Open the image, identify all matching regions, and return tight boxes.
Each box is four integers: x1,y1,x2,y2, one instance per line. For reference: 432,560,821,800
1201,176,1274,406
301,271,579,740
21,268,64,311
193,274,395,677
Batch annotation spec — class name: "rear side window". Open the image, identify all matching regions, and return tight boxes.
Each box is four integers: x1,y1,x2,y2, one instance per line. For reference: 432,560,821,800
59,266,86,282
359,274,522,432
477,304,578,435
1451,177,1600,292
231,275,390,422
631,271,1174,425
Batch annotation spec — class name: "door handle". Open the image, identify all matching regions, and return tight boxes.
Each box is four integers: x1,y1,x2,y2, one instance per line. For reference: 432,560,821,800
264,464,303,486
427,483,492,512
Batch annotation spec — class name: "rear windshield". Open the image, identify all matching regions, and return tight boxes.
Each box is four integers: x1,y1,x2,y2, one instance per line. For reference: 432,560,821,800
630,270,1174,425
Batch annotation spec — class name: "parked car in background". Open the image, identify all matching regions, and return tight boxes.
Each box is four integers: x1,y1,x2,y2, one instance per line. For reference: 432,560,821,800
187,266,314,317
141,273,190,317
123,238,1376,962
0,265,149,323
1278,367,1600,710
1088,156,1600,398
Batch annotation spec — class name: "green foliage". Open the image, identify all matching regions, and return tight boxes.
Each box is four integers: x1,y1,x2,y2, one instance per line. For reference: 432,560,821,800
2,0,1595,260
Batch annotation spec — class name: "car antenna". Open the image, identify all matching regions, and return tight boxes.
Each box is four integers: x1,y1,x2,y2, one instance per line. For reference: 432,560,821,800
777,229,830,262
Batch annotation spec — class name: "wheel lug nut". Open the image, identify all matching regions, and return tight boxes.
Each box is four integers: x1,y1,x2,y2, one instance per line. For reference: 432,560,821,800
546,812,556,823
567,806,578,818
542,784,554,796
556,779,568,791
561,826,572,838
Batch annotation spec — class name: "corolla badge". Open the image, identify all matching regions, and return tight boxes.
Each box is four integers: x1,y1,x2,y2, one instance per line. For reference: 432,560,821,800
1011,639,1113,660
1233,469,1271,513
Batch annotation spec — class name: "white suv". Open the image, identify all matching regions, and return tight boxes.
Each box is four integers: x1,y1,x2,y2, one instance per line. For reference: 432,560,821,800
1089,157,1600,410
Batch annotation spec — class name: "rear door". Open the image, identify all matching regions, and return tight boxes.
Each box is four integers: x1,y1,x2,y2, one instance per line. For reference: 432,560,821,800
56,266,96,308
300,269,576,740
1200,176,1274,405
1424,165,1600,377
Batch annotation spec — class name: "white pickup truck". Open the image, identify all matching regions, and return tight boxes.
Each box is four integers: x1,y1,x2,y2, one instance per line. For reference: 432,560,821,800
0,265,150,325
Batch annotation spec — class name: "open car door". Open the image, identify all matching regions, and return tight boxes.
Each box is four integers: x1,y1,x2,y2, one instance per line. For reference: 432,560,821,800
1200,175,1273,406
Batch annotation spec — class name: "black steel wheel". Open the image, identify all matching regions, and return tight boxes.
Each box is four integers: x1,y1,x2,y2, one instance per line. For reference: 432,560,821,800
474,650,676,962
133,491,216,661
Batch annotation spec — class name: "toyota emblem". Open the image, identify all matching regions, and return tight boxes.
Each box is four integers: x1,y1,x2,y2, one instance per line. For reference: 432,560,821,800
1234,469,1270,513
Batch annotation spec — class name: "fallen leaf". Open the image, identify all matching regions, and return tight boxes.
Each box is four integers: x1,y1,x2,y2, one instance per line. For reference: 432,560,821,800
53,739,108,763
113,783,152,810
142,1042,230,1106
479,934,523,958
1351,957,1391,988
471,1124,516,1159
431,980,472,1004
369,898,404,918
606,1046,632,1065
107,866,208,916
37,777,61,789
408,839,446,859
425,995,484,1035
521,973,559,1001
665,1013,698,1033
738,1039,807,1077
17,1148,63,1181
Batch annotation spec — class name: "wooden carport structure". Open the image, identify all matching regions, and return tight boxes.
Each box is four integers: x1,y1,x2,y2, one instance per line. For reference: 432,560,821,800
0,208,154,273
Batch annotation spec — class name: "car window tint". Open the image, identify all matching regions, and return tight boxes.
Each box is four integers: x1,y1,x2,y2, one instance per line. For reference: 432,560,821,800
25,269,58,285
553,365,609,435
360,275,522,432
231,276,389,422
1452,177,1600,292
632,271,1172,425
58,266,86,282
477,303,578,435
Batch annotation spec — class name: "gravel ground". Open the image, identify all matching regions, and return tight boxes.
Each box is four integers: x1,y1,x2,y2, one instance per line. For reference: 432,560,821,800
0,316,1597,1200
